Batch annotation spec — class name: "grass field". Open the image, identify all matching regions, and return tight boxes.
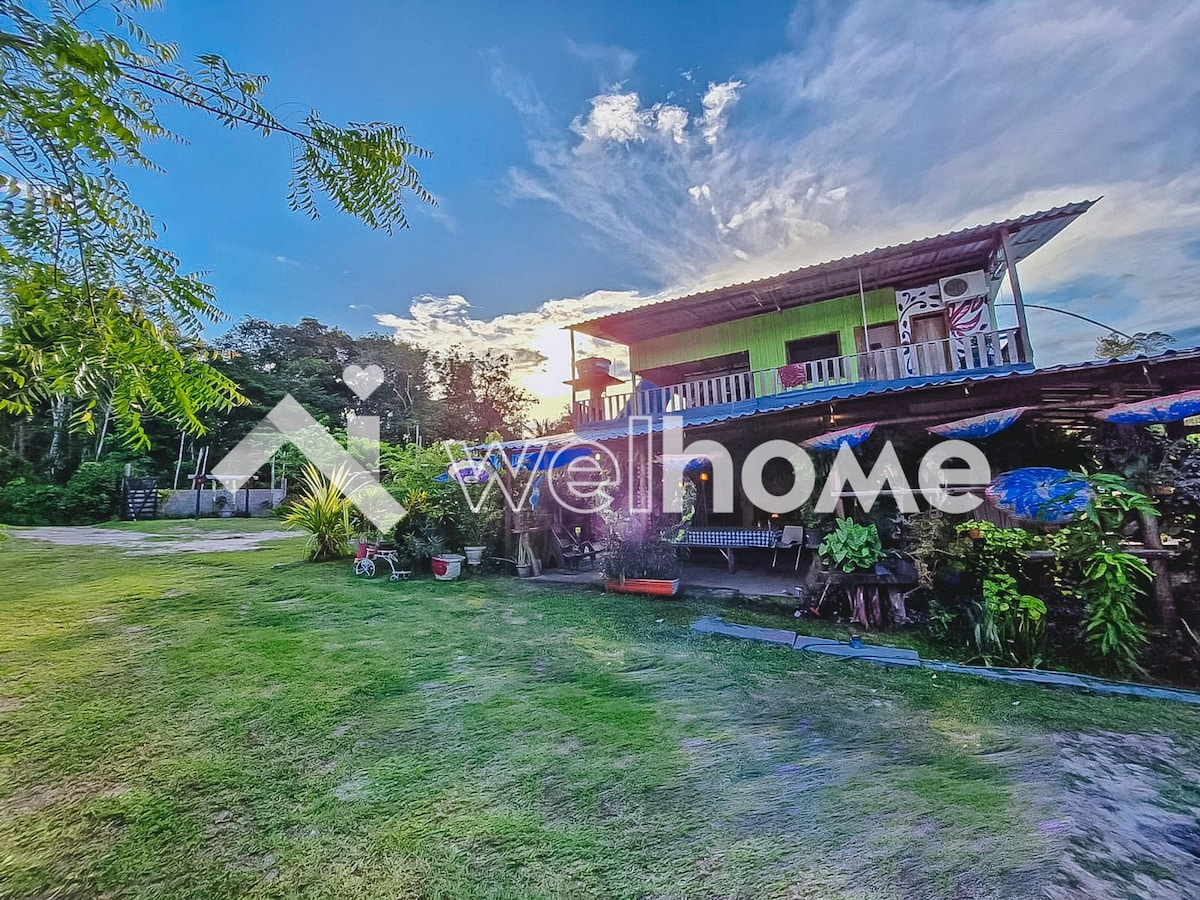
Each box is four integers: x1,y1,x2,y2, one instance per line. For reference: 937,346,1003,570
2,526,1198,899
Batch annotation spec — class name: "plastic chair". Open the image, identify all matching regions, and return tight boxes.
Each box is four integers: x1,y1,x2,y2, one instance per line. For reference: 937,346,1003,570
772,525,805,571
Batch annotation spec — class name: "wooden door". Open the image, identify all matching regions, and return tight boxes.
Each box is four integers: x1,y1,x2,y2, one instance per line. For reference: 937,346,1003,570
909,313,950,374
855,324,901,381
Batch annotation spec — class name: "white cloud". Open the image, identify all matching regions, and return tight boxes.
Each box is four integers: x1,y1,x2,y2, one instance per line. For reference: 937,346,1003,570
698,79,743,145
386,0,1200,420
375,291,642,421
571,91,646,144
653,103,689,145
275,255,300,266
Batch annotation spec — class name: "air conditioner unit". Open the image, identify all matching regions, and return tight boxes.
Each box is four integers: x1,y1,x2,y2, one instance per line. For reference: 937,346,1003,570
938,270,988,301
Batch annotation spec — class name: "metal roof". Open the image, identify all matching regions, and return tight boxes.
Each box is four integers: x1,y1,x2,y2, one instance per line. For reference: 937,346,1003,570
569,200,1097,344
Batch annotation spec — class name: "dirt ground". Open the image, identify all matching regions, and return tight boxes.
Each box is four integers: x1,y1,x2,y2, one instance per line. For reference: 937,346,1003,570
7,524,297,555
1045,731,1200,899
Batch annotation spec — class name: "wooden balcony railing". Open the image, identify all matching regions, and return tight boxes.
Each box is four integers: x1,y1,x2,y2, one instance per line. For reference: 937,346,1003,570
575,327,1026,426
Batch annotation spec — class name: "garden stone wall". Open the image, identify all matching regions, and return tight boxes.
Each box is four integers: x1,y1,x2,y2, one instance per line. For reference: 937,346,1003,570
159,488,285,518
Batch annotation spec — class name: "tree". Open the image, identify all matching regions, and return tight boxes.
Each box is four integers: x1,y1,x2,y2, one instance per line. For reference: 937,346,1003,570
210,317,438,454
0,0,432,448
428,351,532,441
530,406,573,438
1095,330,1175,360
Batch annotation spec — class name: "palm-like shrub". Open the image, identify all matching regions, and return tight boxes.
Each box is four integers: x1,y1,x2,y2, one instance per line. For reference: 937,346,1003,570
282,464,354,561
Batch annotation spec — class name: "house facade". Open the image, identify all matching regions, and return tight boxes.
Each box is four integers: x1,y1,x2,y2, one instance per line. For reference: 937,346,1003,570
544,199,1200,536
565,203,1094,432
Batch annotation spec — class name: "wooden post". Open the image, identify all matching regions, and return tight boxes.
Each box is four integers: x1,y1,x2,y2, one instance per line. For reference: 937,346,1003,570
887,588,909,626
503,468,514,573
999,227,1034,363
867,586,883,629
851,585,869,630
1140,511,1177,627
568,327,578,423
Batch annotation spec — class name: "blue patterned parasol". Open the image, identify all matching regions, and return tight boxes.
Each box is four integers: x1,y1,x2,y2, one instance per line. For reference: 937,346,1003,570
985,467,1091,524
928,407,1028,440
801,422,876,452
1094,390,1200,425
444,461,491,484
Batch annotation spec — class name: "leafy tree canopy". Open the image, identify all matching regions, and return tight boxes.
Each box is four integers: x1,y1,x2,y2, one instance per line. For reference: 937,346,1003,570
0,0,432,447
1094,330,1175,360
428,351,533,441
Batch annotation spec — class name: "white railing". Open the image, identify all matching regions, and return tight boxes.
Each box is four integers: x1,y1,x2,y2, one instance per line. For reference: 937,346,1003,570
575,328,1026,426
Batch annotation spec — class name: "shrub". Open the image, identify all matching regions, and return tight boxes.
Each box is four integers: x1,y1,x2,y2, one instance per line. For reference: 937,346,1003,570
602,538,680,581
980,573,1047,667
65,462,119,523
1046,472,1158,676
0,478,66,525
818,520,883,573
281,464,354,561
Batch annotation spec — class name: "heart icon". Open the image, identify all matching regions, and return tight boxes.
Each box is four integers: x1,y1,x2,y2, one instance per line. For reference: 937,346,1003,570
342,364,385,400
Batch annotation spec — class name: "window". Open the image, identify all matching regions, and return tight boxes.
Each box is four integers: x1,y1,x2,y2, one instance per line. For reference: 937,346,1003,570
786,333,840,365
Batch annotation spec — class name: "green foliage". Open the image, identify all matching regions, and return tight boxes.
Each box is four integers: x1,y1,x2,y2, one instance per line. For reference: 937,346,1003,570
0,476,65,524
0,264,245,449
917,522,1041,665
980,574,1047,668
1079,550,1152,674
64,460,118,522
280,463,353,561
1047,471,1158,676
818,519,883,573
955,520,1035,577
0,1,431,447
602,538,680,581
428,351,533,441
402,519,447,562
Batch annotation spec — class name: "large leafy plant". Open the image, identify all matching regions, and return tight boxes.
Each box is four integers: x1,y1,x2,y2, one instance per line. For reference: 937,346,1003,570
281,463,353,561
818,519,883,573
980,573,1047,668
1047,472,1158,675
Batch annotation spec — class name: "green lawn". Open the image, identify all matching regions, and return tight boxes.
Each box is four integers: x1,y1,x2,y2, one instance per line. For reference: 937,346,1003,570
2,530,1198,899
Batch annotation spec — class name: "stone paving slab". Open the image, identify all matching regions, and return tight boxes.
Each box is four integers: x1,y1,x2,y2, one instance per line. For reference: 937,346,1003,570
926,661,1088,689
691,615,799,646
803,642,922,667
690,616,1200,705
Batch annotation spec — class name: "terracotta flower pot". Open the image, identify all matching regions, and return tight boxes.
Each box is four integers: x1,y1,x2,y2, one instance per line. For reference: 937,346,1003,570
605,578,680,597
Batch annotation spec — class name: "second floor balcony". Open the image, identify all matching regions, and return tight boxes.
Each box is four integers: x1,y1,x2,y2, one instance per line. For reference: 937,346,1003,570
574,327,1029,427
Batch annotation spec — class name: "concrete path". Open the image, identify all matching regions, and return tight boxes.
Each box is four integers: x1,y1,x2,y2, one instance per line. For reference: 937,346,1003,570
8,525,298,555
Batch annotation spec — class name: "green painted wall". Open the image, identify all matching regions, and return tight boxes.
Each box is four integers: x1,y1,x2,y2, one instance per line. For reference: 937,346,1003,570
628,289,898,373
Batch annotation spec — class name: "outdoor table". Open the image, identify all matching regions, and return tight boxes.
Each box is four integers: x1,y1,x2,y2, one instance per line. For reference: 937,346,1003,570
667,526,780,573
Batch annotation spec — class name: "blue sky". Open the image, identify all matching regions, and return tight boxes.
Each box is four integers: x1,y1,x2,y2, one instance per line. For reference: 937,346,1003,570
124,0,1200,416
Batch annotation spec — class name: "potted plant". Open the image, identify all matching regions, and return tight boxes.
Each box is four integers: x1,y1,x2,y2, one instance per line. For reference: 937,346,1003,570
817,519,886,628
462,502,500,567
818,519,883,573
603,537,681,597
402,520,447,572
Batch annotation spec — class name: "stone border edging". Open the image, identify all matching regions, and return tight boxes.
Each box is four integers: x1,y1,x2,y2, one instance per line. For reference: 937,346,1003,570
690,615,1200,706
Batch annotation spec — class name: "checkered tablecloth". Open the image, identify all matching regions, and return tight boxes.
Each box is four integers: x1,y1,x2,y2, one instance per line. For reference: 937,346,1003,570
672,527,779,549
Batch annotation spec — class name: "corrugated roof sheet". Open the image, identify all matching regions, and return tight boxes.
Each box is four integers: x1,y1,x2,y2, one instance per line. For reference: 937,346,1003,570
570,200,1097,344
